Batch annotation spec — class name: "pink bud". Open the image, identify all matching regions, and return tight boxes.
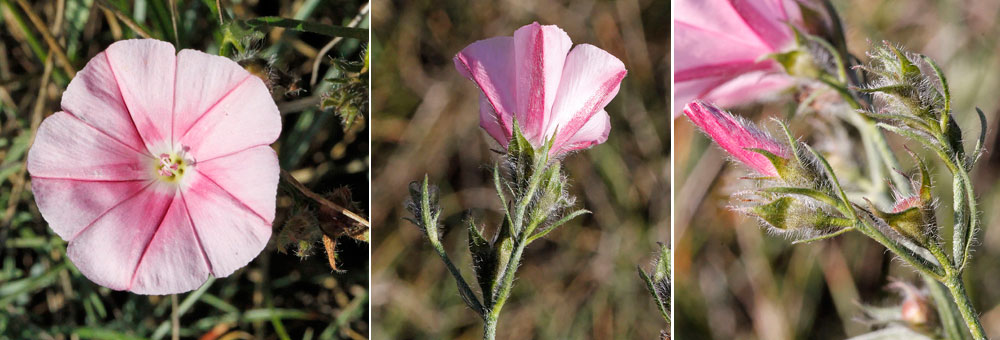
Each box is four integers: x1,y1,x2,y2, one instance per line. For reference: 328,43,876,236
682,101,789,177
889,281,933,327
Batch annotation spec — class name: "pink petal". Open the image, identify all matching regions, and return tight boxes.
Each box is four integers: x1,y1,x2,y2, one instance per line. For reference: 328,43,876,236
728,0,795,50
172,49,254,144
130,194,211,294
673,71,794,116
176,65,280,162
478,94,509,149
193,145,279,224
60,51,146,151
27,111,153,181
66,185,175,291
675,0,797,52
454,36,516,144
557,109,610,155
513,22,572,145
673,21,774,83
703,71,795,108
104,39,177,151
183,170,272,277
547,44,626,153
674,76,731,117
31,178,150,241
683,101,788,176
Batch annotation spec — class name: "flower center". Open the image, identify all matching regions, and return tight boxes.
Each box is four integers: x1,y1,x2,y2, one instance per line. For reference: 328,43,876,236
155,147,193,182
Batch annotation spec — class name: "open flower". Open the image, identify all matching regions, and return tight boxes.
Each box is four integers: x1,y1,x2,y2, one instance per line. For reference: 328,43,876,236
674,0,806,116
27,39,281,294
683,101,788,177
453,22,627,157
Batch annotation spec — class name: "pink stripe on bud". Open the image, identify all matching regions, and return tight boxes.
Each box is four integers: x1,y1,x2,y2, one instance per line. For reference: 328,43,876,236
683,101,789,177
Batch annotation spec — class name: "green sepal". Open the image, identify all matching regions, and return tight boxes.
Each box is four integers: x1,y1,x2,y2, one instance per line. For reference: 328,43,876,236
918,54,950,118
866,199,930,245
467,219,496,306
749,196,846,232
218,21,264,56
751,196,797,230
525,161,564,236
969,107,987,169
652,243,670,283
862,109,933,132
638,243,671,324
765,48,820,79
490,227,514,301
909,150,933,204
507,118,537,163
943,116,965,162
745,148,801,182
888,43,921,79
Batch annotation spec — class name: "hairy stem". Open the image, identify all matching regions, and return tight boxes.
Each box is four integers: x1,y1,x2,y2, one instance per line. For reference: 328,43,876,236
480,154,552,339
925,275,969,340
483,314,498,340
946,275,986,340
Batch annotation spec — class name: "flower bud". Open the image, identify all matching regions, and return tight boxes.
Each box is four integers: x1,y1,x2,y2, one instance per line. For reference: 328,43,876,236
746,196,850,235
867,153,937,246
858,42,949,131
889,281,935,330
870,199,931,245
683,101,790,178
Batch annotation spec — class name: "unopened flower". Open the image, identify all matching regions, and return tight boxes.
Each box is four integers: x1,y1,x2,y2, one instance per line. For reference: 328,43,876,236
868,156,937,246
889,281,934,329
674,0,808,116
28,39,281,294
453,22,627,157
682,101,789,177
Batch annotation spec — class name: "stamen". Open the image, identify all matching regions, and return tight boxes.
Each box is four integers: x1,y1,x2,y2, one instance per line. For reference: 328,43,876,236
156,151,189,179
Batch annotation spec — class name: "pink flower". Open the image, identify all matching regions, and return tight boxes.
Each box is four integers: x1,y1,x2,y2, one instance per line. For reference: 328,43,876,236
27,39,281,294
674,0,806,116
683,101,788,176
454,22,627,157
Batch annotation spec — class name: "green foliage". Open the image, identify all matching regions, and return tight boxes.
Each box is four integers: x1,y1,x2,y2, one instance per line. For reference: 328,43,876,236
321,46,369,132
638,243,670,325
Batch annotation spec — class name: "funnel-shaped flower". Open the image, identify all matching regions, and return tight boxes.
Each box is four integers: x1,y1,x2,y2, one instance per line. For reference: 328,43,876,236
674,0,805,116
28,39,281,294
453,22,627,157
683,101,789,176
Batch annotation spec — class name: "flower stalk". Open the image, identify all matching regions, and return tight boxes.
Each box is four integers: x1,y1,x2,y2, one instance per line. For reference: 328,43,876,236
407,125,588,340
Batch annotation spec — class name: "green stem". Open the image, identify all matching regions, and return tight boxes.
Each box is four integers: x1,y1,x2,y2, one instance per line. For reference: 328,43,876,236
417,177,485,317
483,313,498,340
488,240,527,327
955,168,979,269
431,243,485,317
853,217,943,279
946,275,986,340
481,155,551,339
241,17,368,40
510,157,547,236
925,275,969,340
829,77,911,197
868,124,913,196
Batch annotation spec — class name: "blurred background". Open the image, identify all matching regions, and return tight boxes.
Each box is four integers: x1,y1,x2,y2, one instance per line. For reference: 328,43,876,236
0,0,369,339
674,0,1000,339
370,0,669,339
